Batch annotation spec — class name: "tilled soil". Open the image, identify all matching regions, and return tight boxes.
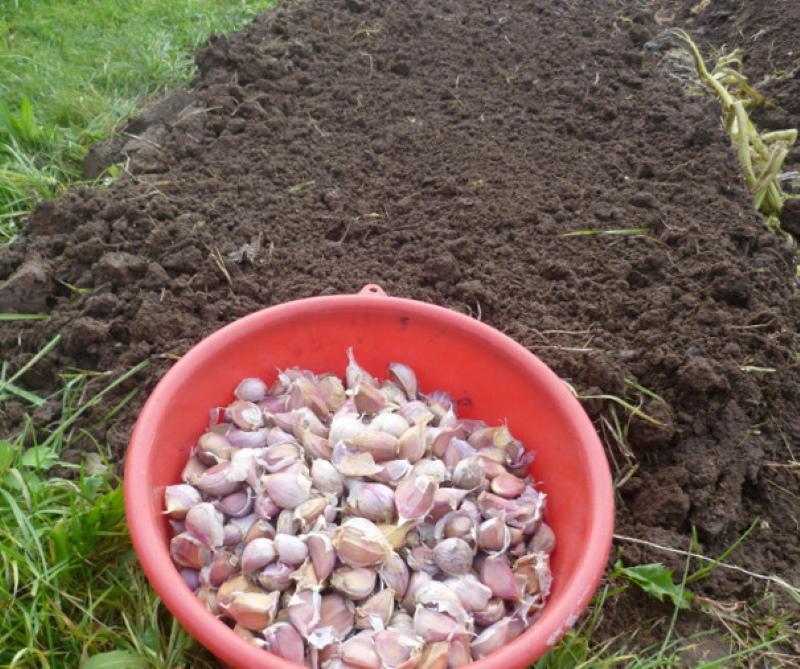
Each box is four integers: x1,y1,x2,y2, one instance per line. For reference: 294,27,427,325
1,0,799,634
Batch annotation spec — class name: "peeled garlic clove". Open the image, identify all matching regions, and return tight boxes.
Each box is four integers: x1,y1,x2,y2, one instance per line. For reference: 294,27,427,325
413,606,461,642
275,533,309,565
264,471,312,509
312,459,345,495
216,489,254,518
355,587,395,630
349,431,398,463
470,617,511,659
529,522,556,555
241,537,276,573
288,589,321,637
432,537,473,576
445,574,493,612
401,570,431,613
170,532,211,569
347,482,396,523
332,442,383,478
448,634,473,667
225,591,279,630
379,551,409,599
370,411,410,437
204,551,239,587
491,472,526,499
397,421,428,464
193,462,241,497
478,515,510,553
481,555,521,601
308,532,337,581
331,566,377,601
394,475,438,525
346,347,377,390
341,631,381,669
235,377,268,402
333,518,392,567
227,400,264,430
442,438,476,471
263,621,305,664
374,459,413,485
257,561,294,591
185,502,225,548
473,597,506,627
164,484,202,519
388,362,418,400
196,432,233,465
375,629,422,668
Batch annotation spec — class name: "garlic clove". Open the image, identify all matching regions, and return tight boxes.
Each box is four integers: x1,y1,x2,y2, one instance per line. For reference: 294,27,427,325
294,496,329,530
478,515,510,553
329,413,365,446
355,587,395,630
388,610,415,635
241,537,276,573
244,517,276,543
217,574,260,608
394,475,438,525
405,545,436,575
263,621,305,664
288,377,330,421
470,617,511,659
346,347,377,390
397,421,428,464
181,455,206,485
428,488,469,523
234,377,268,403
264,471,312,509
222,523,243,547
433,511,473,541
185,502,225,549
275,533,309,565
225,427,270,450
227,400,264,431
204,550,239,587
170,532,211,569
442,438,476,472
260,442,302,473
331,566,378,601
425,390,454,419
318,374,347,412
528,522,556,555
193,462,241,497
332,518,393,567
370,411,411,438
276,508,301,536
431,537,473,576
409,458,447,483
196,432,233,465
196,584,219,615
352,383,388,414
341,631,381,669
473,597,506,627
481,555,522,601
448,634,474,667
347,482,396,523
300,428,332,460
490,472,526,499
417,641,449,669
332,442,383,478
444,574,493,612
398,400,435,426
216,489,254,518
348,431,398,463
378,551,409,599
375,629,422,669
287,589,321,637
180,567,200,591
413,606,461,642
414,581,469,625
401,571,431,613
308,532,337,581
316,592,356,642
257,561,294,591
312,458,346,495
224,591,280,630
378,523,411,550
374,459,413,485
388,362,418,401
164,484,202,519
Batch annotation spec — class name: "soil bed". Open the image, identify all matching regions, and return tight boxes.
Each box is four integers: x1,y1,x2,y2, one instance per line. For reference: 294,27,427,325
1,0,799,640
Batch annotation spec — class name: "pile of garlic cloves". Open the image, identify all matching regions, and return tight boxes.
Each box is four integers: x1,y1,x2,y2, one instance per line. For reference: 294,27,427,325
165,349,554,667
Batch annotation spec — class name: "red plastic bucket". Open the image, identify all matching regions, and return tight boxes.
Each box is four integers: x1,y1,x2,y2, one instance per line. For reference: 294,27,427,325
125,285,614,668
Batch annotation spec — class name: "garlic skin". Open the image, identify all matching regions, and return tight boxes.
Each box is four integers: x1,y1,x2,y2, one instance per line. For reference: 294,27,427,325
166,352,553,663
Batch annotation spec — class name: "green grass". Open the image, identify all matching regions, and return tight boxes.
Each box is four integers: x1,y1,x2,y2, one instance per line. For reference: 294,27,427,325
0,0,273,242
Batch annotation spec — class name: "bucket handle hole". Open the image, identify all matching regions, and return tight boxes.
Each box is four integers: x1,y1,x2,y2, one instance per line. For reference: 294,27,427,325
359,284,387,296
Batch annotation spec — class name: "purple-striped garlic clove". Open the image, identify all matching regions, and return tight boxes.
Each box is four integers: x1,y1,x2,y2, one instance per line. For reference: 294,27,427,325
288,377,330,420
312,458,345,495
308,532,337,581
225,427,269,450
333,517,392,567
425,390,454,419
300,428,332,460
444,574,493,612
164,484,202,519
257,561,294,591
401,571,431,613
275,533,308,565
192,462,241,497
185,502,225,548
481,555,522,601
180,568,200,591
528,522,556,555
263,621,305,664
370,411,411,438
341,631,381,669
387,362,418,401
405,545,437,575
287,589,321,637
434,511,474,541
216,489,254,518
470,617,511,659
227,400,264,431
478,515,511,553
476,491,517,518
314,593,356,644
260,442,302,473
490,472,526,499
347,482,396,523
355,587,395,630
397,421,428,463
225,591,280,630
260,394,288,415
414,581,469,624
398,400,435,426
204,550,239,587
375,629,423,669
349,431,398,463
195,432,233,465
428,488,469,523
379,551,409,599
331,566,378,601
413,606,462,642
473,597,506,627
381,380,409,407
431,538,473,576
241,537,276,573
443,438,476,471
394,475,438,525
263,471,312,509
234,377,268,402
374,458,413,485
222,522,243,546
265,426,296,446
